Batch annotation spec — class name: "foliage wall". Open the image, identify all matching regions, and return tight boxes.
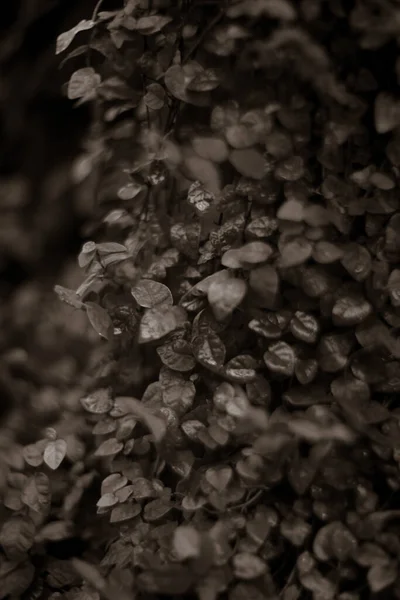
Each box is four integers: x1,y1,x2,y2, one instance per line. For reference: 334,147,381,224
2,1,400,599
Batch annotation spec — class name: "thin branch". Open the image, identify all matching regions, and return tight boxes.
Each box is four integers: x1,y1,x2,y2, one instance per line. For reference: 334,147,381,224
183,6,225,63
86,0,107,68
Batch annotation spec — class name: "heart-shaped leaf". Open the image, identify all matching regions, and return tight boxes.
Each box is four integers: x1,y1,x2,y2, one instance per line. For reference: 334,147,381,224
43,439,67,470
208,277,247,320
139,305,186,343
264,341,296,376
131,279,173,308
192,332,226,371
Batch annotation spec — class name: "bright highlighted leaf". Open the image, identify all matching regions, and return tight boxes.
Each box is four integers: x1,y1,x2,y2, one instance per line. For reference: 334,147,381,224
131,279,173,308
173,525,202,561
222,242,273,268
139,305,186,343
43,440,67,470
54,285,84,309
68,67,100,101
187,180,216,216
208,277,247,320
117,181,143,200
56,20,95,55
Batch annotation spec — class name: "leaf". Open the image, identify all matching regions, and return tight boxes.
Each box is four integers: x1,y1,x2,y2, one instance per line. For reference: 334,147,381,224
192,332,226,371
295,358,318,384
164,64,209,106
192,136,229,163
0,518,36,560
81,388,113,413
72,559,108,592
131,279,173,308
143,498,173,522
36,520,73,542
289,311,320,343
0,559,35,598
21,473,51,514
375,93,400,133
101,474,128,496
312,240,343,264
110,502,141,523
388,269,400,307
170,221,201,259
161,372,196,414
275,156,304,181
144,83,166,110
22,443,44,467
340,243,372,281
278,237,313,267
139,305,186,343
368,562,397,593
85,302,114,339
118,181,144,200
185,157,221,196
173,525,202,560
97,492,119,509
228,0,296,19
56,20,95,54
43,439,67,470
205,466,233,492
226,123,259,149
112,396,167,443
332,294,372,326
208,277,247,320
187,69,220,92
229,149,267,179
233,553,266,580
224,384,250,417
225,355,258,383
54,285,84,309
249,265,279,308
222,242,273,268
245,216,278,239
277,198,305,221
187,180,216,217
94,438,124,457
264,341,296,376
68,67,100,100
246,375,272,407
136,15,172,34
157,342,196,372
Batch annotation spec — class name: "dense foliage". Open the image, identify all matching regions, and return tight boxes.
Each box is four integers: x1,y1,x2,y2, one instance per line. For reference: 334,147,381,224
2,0,400,598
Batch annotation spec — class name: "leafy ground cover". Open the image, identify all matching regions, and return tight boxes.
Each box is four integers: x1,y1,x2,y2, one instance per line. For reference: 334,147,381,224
2,0,400,599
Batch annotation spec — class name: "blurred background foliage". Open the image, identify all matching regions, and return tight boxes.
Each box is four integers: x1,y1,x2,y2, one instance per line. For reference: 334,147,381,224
0,0,102,428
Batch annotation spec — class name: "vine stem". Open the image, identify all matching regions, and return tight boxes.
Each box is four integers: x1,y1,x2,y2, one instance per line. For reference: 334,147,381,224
86,0,106,68
183,6,225,63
